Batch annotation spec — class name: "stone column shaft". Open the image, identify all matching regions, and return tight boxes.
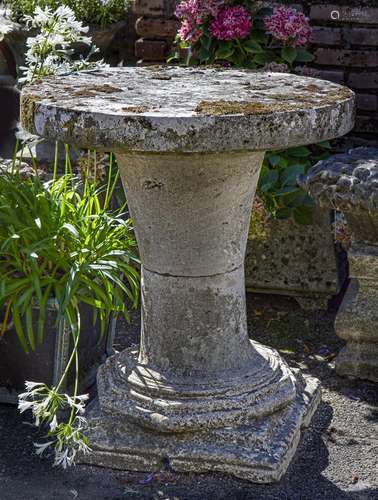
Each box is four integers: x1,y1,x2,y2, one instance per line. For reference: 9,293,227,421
117,151,263,377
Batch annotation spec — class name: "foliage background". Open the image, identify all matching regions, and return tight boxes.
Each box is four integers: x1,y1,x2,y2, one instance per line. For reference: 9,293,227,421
5,0,131,26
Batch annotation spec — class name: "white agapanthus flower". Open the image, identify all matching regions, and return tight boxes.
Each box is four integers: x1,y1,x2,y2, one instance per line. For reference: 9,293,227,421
18,379,91,468
34,440,55,456
20,5,106,84
53,420,92,468
65,393,89,414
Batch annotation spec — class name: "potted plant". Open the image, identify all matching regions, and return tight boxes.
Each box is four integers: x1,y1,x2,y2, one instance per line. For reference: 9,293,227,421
0,157,140,465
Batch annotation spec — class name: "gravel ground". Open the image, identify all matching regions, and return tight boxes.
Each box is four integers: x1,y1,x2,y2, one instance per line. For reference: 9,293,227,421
0,292,377,500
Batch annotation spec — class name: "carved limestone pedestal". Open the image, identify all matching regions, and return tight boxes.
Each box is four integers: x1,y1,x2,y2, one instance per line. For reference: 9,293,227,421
300,148,378,382
21,66,355,482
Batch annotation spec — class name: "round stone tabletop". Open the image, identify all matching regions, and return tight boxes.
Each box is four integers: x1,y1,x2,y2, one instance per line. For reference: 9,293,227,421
21,66,355,153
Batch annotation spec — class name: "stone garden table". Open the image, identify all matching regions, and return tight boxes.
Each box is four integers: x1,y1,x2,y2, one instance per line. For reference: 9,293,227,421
21,66,355,482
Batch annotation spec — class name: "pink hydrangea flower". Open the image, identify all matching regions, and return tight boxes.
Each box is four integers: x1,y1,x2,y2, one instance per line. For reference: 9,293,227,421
175,0,224,24
264,7,311,47
179,19,203,43
210,6,252,41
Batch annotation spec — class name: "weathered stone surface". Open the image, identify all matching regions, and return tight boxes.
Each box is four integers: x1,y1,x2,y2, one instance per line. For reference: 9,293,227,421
83,370,320,483
245,208,346,309
97,338,297,432
335,245,378,382
21,67,355,482
102,151,303,434
298,147,378,214
21,66,355,153
300,148,378,382
117,151,263,276
299,147,378,248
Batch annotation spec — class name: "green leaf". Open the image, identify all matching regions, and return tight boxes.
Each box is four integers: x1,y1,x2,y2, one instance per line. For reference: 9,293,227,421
295,49,315,62
243,39,263,53
12,306,29,353
275,207,293,220
259,170,279,192
166,54,178,63
199,46,210,63
317,140,332,150
249,29,268,44
287,146,311,158
215,42,234,59
274,186,299,196
25,305,35,351
293,206,314,225
281,46,298,64
266,154,282,167
281,164,306,187
253,52,275,65
201,35,212,51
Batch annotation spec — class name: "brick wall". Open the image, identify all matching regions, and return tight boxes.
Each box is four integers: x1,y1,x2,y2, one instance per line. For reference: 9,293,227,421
134,0,179,62
133,0,378,144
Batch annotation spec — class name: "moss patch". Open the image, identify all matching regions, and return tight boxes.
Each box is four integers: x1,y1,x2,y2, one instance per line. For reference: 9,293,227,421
149,74,172,81
122,106,149,113
73,84,122,97
20,93,38,133
195,100,302,115
195,89,353,116
248,197,269,241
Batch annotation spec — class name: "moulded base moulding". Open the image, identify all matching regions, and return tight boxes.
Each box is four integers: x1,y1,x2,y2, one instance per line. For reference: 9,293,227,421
80,372,320,483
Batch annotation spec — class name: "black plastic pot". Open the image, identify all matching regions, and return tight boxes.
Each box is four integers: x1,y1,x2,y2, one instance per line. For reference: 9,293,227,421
0,303,114,404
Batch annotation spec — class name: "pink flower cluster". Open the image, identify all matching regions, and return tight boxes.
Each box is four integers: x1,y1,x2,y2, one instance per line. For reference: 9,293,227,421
264,6,311,47
175,0,224,23
175,0,227,43
210,6,252,41
178,19,203,43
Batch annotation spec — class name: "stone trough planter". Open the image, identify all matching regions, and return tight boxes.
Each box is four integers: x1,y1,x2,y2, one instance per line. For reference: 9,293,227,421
246,207,347,309
0,304,114,404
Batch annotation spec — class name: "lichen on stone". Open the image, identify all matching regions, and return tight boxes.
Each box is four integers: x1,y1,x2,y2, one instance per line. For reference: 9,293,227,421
20,66,355,153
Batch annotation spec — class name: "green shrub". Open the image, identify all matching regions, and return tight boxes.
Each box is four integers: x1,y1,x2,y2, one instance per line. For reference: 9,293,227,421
258,142,332,224
5,0,131,26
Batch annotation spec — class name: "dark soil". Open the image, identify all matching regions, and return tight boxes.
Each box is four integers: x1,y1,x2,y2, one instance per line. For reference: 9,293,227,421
0,292,377,500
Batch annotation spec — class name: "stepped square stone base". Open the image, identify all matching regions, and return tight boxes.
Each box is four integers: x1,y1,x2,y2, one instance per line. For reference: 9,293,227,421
82,349,320,483
21,66,354,483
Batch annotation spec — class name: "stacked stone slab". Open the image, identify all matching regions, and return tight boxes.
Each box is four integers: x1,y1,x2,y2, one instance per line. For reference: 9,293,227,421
300,147,378,382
